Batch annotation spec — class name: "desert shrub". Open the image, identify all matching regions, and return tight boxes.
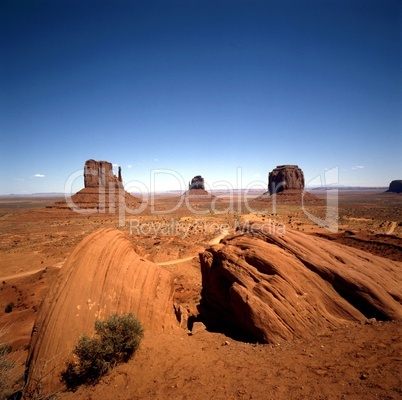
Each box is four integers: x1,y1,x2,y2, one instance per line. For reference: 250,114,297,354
4,303,14,313
62,313,144,389
0,345,14,397
0,328,14,400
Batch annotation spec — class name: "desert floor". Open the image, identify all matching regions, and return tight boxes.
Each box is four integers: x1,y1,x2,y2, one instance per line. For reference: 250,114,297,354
0,190,401,399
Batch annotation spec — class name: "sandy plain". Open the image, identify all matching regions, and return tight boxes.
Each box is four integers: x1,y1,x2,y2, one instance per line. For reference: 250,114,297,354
0,189,401,399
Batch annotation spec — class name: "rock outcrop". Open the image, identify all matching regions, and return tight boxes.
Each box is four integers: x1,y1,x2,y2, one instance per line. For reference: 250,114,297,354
252,164,321,205
252,164,322,205
268,165,304,194
189,175,205,190
84,159,123,189
199,226,402,344
386,180,402,194
52,160,141,212
183,175,216,199
24,228,177,395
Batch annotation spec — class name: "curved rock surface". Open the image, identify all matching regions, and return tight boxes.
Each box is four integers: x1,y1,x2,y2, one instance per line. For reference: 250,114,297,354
199,226,402,343
24,228,177,395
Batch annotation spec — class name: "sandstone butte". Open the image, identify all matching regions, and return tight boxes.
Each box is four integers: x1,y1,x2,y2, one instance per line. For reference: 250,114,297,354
199,226,402,344
53,159,141,212
188,175,205,190
24,228,177,396
183,175,215,199
254,164,323,204
268,164,304,194
386,180,402,194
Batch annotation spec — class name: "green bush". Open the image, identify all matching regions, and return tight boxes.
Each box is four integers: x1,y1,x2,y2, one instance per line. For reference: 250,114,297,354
62,313,144,389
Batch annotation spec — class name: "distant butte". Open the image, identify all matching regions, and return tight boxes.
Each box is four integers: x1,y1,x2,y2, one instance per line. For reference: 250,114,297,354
84,159,123,189
184,175,214,198
268,165,304,194
189,175,205,190
386,180,402,194
52,159,141,211
254,165,323,205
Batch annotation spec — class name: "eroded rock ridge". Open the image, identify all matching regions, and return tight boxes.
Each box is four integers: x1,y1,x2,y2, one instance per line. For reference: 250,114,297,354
199,226,402,343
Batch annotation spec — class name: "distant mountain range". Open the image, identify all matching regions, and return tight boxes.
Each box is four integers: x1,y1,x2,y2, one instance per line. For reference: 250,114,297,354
0,193,66,198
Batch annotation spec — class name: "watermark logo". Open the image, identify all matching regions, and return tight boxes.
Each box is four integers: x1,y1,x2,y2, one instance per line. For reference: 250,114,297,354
128,218,286,239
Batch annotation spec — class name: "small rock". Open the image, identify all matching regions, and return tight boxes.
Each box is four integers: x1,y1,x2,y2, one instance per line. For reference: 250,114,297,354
190,321,206,335
315,369,327,376
222,340,230,346
365,318,376,325
360,374,368,380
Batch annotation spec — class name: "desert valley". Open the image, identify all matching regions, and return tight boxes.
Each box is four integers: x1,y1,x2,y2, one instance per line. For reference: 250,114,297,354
0,161,401,400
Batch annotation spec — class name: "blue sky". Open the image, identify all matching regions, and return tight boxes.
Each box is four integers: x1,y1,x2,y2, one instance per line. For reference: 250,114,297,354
0,0,401,194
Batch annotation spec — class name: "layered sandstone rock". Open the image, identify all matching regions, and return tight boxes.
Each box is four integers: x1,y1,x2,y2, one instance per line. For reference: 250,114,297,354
199,226,402,343
64,187,141,212
24,228,177,395
386,180,402,194
268,165,304,194
84,159,123,189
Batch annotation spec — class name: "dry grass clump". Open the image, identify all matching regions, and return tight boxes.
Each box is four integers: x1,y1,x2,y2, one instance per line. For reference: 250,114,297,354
0,325,14,400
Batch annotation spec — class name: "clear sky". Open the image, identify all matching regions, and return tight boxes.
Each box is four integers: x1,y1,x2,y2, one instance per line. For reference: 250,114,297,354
1,0,401,194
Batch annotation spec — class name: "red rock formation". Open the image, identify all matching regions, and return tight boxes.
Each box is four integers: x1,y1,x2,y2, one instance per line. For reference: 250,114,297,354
183,175,215,200
199,226,402,343
24,228,177,395
189,176,205,190
251,164,322,205
52,160,141,212
84,159,123,189
386,180,402,194
65,187,141,212
268,165,304,194
252,189,324,205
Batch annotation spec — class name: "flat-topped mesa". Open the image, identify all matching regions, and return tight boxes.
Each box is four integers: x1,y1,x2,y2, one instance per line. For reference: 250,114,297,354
189,175,205,190
268,165,304,195
84,159,123,189
386,180,402,194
